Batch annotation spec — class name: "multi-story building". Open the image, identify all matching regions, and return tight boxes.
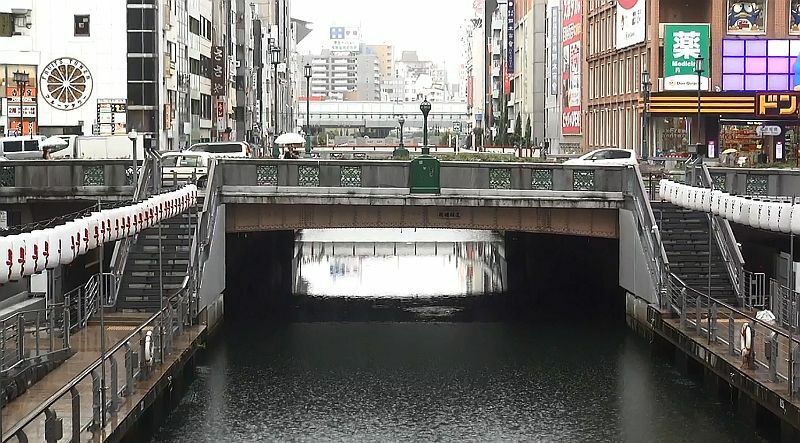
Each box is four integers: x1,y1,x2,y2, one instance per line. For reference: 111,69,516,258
510,0,546,149
395,51,449,102
465,0,487,145
303,50,380,101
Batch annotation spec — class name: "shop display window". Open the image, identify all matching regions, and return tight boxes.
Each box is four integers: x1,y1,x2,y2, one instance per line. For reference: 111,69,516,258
654,117,689,157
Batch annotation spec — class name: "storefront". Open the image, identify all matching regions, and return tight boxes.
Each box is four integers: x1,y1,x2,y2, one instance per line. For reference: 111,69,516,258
648,92,799,166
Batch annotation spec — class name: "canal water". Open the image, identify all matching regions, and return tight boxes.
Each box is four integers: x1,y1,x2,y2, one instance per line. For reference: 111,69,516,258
153,229,772,442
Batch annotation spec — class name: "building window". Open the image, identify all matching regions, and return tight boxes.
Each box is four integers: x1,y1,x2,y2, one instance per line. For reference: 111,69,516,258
189,17,200,35
189,58,200,75
128,31,156,53
191,99,200,116
127,8,155,30
201,16,211,40
201,94,211,119
200,55,210,78
74,15,90,36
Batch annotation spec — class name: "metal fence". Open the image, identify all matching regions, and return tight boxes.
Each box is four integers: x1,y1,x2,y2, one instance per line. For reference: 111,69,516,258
1,279,194,443
743,271,768,310
770,279,799,331
0,302,71,380
667,273,800,395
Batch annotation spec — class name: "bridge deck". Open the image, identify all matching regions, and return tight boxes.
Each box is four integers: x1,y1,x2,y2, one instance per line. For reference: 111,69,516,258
1,313,205,442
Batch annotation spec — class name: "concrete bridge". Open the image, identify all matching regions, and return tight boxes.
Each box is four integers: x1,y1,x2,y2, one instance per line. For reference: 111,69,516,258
2,158,800,440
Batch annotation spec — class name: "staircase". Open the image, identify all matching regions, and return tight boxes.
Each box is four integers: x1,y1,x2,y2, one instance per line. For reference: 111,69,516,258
116,207,196,311
652,202,738,306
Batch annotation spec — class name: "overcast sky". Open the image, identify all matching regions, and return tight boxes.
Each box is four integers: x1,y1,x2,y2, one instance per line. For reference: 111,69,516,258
292,0,471,79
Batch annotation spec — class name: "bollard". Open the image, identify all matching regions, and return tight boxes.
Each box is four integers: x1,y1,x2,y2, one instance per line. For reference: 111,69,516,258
110,355,120,412
70,386,81,443
728,316,735,356
44,407,63,443
90,369,101,430
696,296,702,336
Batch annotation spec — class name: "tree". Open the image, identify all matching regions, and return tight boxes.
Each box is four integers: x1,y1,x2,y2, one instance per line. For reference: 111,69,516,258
524,115,532,148
514,114,522,146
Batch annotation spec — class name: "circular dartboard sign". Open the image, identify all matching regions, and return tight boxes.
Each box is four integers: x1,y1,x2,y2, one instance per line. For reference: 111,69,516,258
40,57,93,110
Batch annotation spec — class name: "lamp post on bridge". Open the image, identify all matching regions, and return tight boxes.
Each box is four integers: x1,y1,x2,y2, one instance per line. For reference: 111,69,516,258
420,98,431,156
641,69,652,162
12,71,29,137
128,130,138,195
304,63,312,154
270,45,282,159
695,56,705,158
393,116,408,158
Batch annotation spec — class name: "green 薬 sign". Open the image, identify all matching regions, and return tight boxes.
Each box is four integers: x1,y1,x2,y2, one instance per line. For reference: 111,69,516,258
663,23,710,91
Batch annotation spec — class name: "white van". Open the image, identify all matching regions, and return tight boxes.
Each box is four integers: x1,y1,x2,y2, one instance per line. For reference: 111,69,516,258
50,135,145,159
0,136,47,160
186,141,252,158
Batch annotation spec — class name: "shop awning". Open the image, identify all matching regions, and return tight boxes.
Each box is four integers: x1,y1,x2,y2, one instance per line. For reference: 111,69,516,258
647,92,756,115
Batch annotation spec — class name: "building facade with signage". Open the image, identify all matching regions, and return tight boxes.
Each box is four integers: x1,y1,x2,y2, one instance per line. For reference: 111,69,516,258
583,0,648,153
646,0,800,165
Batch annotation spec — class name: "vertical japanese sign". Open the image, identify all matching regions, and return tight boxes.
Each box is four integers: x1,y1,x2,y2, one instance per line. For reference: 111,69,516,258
211,45,226,97
549,5,560,96
561,0,582,135
507,0,515,75
616,0,646,49
663,24,710,91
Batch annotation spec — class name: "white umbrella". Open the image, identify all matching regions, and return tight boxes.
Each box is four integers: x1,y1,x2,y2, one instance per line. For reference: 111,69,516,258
41,136,68,148
274,133,306,145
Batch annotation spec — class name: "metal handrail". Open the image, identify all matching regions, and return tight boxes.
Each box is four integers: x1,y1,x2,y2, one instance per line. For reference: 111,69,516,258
187,159,221,317
698,163,745,301
666,273,800,393
107,161,153,308
626,164,670,303
2,282,193,442
0,302,70,396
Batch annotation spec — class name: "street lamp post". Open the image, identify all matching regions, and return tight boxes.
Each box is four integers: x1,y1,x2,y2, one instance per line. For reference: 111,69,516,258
420,98,432,155
398,117,405,148
271,46,282,158
641,70,652,161
695,56,705,155
128,130,138,195
12,71,29,137
304,63,312,154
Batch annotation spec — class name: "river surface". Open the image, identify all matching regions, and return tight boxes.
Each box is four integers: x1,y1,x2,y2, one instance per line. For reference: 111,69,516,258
153,229,771,442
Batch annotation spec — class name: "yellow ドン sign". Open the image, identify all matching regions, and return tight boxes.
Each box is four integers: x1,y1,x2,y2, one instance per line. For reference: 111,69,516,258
756,93,799,116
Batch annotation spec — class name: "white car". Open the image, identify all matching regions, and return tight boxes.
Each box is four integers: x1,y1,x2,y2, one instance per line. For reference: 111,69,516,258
161,152,212,187
564,148,638,166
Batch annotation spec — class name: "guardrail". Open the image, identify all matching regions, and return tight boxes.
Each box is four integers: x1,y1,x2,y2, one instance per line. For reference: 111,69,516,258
1,280,194,443
0,160,136,200
108,161,152,308
770,279,799,331
696,163,746,303
666,273,800,396
706,166,800,197
215,159,627,192
626,165,670,303
0,302,70,380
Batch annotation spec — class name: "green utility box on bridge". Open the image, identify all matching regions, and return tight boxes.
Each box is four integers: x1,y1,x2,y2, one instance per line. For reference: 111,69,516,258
409,156,441,194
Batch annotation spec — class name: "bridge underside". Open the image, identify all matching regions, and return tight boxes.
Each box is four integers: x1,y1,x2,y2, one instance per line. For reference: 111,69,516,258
225,204,620,238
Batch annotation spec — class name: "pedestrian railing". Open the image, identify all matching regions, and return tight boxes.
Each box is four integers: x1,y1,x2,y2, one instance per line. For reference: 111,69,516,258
743,271,768,310
0,302,71,380
667,273,800,396
64,273,117,331
770,279,799,331
107,161,152,308
1,280,194,443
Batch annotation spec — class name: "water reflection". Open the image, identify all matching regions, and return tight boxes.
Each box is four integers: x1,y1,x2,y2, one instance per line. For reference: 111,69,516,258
293,229,507,298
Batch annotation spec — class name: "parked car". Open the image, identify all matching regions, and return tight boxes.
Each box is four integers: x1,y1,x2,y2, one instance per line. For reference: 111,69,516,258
563,148,638,166
186,141,252,158
161,152,212,187
0,136,47,160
